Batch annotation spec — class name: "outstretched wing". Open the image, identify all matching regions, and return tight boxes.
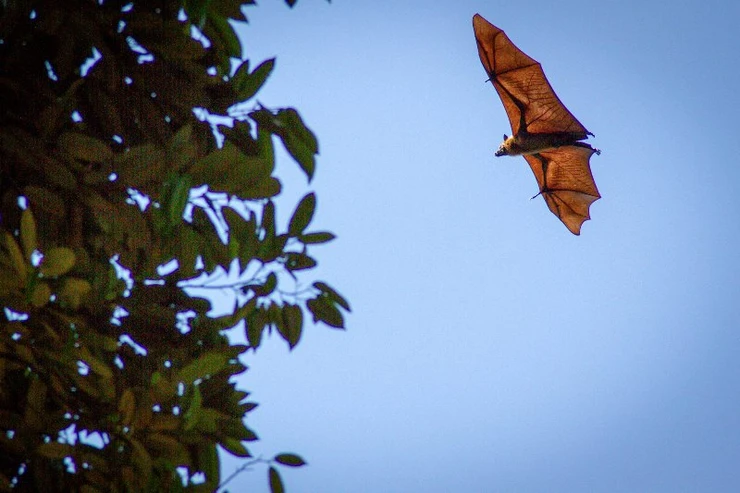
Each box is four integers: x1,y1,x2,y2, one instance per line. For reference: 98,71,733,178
524,146,600,235
472,14,590,138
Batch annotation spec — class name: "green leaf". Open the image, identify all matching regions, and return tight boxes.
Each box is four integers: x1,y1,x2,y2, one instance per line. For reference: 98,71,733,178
184,385,203,431
31,281,51,307
250,272,277,296
288,192,316,235
307,296,344,329
207,10,242,60
269,466,284,493
250,109,316,181
197,443,220,488
300,231,335,244
177,352,230,385
220,437,251,458
284,252,316,272
114,143,167,187
40,247,76,277
314,281,351,311
20,208,37,261
246,306,266,349
168,174,193,226
184,0,210,28
277,303,302,349
277,109,318,181
274,453,306,467
168,124,197,171
4,232,26,281
58,132,113,163
36,442,75,459
237,58,275,101
59,278,92,309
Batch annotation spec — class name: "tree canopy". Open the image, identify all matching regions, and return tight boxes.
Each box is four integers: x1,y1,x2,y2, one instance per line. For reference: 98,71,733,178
0,0,346,491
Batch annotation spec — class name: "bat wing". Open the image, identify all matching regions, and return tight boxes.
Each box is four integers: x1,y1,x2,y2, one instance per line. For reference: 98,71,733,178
523,146,600,235
472,14,591,138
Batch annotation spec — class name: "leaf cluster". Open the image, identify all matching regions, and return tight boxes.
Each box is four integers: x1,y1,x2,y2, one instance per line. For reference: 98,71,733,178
0,0,345,491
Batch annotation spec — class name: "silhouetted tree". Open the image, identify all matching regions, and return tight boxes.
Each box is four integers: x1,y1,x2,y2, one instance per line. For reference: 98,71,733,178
0,1,347,490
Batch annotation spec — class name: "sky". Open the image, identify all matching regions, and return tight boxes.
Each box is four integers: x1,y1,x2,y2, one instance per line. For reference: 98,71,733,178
217,1,740,491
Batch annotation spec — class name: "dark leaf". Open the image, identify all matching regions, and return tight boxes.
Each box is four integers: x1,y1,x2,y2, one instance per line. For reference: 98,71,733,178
278,303,303,349
251,272,277,296
306,296,344,329
300,231,336,244
246,306,266,349
206,11,242,61
269,466,284,493
237,58,275,101
276,109,317,181
284,252,317,272
274,453,306,467
314,281,351,311
288,192,316,235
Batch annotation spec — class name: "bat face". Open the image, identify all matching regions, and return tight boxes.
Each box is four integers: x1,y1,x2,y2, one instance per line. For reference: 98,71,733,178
473,14,601,235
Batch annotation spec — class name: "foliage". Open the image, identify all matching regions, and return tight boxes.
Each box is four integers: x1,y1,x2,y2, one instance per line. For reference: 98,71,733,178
0,0,347,491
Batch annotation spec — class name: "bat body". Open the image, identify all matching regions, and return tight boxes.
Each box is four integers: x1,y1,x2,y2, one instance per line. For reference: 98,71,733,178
473,14,601,235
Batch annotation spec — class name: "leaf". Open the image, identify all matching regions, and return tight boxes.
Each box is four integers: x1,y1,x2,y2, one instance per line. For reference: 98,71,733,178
36,442,74,459
184,0,209,28
31,282,51,308
197,443,220,488
314,281,351,311
207,10,242,60
237,58,275,101
4,232,27,281
118,388,136,426
183,385,203,431
113,144,167,187
85,355,113,379
20,208,37,261
220,437,251,458
284,252,316,272
23,186,66,217
222,418,258,441
177,352,230,385
288,193,316,235
58,132,112,163
276,109,317,181
250,272,277,297
149,415,181,432
129,438,153,483
307,296,344,329
246,306,266,349
40,247,76,277
167,174,193,226
59,278,92,309
269,466,284,493
144,433,191,466
194,408,222,434
300,232,335,244
274,453,306,467
251,108,317,181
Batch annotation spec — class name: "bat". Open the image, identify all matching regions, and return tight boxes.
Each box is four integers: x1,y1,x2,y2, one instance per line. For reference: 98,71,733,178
472,14,601,235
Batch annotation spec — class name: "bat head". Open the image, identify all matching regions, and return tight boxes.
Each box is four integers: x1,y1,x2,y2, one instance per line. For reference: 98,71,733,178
495,134,510,157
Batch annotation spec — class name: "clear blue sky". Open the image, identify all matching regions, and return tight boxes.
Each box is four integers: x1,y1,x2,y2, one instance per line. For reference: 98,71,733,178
220,1,740,491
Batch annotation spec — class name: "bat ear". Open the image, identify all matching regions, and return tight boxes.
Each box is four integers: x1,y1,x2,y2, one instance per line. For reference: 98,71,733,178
503,134,508,140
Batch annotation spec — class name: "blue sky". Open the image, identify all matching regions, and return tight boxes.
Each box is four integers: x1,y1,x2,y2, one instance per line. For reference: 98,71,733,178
219,1,740,491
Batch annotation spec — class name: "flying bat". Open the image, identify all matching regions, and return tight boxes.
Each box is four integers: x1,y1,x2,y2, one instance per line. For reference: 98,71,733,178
472,14,601,235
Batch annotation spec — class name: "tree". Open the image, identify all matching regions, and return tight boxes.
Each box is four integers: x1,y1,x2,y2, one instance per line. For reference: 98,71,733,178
0,0,348,491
